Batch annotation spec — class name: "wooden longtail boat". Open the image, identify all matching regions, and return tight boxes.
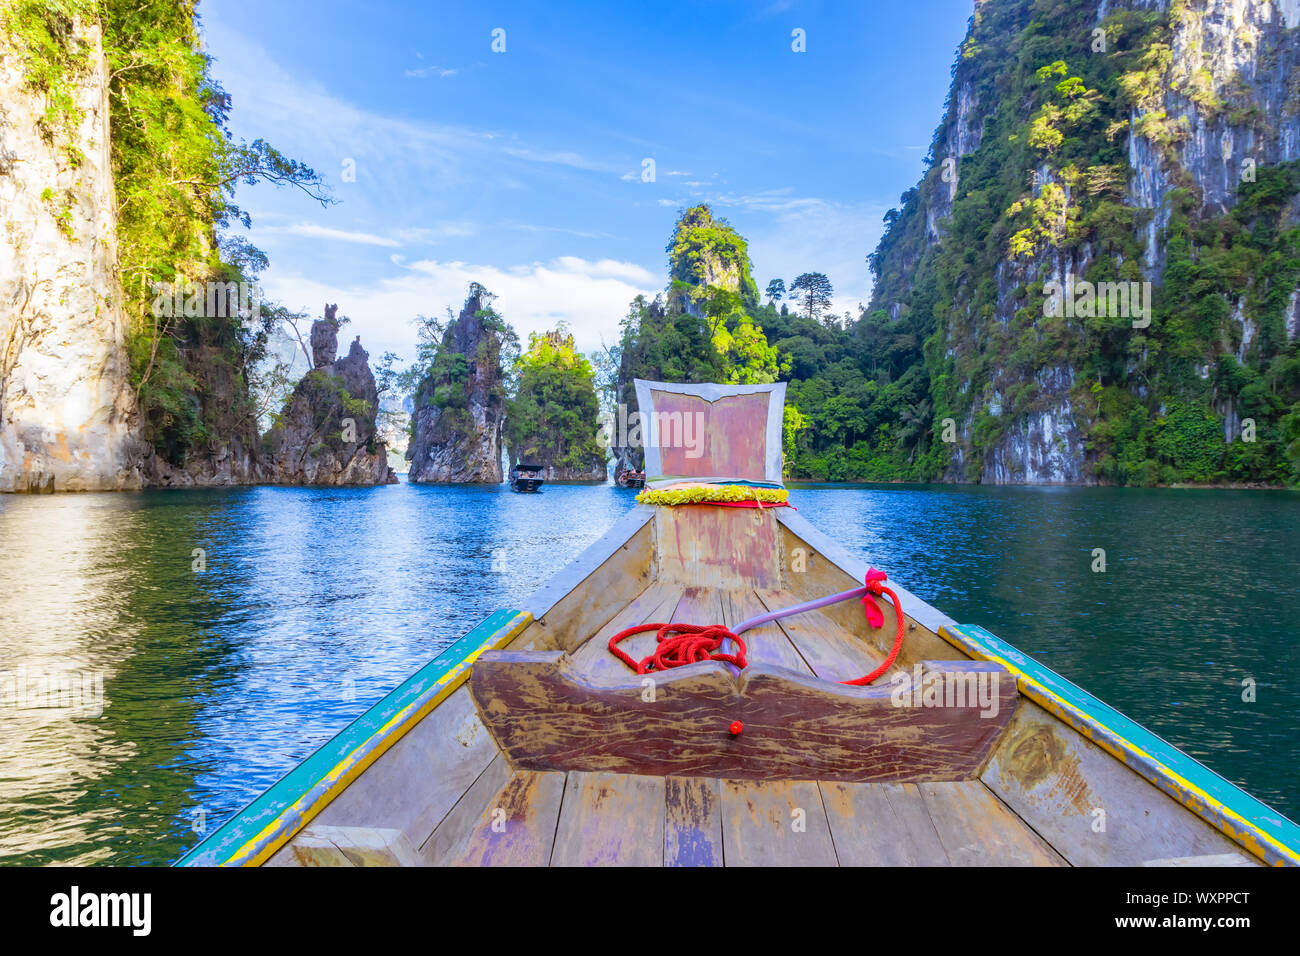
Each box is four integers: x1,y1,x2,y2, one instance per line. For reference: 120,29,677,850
509,463,544,493
178,382,1300,867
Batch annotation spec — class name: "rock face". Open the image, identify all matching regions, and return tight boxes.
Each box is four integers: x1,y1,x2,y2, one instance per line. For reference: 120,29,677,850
0,20,142,492
263,305,396,485
407,288,507,483
868,0,1300,485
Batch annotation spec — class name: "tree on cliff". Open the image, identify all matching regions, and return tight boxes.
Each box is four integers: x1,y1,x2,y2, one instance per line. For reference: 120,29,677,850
666,204,761,312
504,326,607,480
613,209,789,467
789,273,834,322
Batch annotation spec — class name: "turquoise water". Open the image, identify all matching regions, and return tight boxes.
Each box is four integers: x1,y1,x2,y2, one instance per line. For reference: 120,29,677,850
0,481,1295,865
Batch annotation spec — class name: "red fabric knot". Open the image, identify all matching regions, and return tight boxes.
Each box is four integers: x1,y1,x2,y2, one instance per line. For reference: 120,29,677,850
860,567,887,628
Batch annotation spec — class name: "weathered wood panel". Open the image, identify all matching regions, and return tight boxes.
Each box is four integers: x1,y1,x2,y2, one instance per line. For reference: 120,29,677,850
287,831,355,867
719,779,838,867
650,390,772,479
820,781,951,866
424,754,567,866
289,824,423,867
550,772,665,866
1140,853,1258,867
719,588,812,675
471,652,1016,781
664,777,724,867
568,582,686,683
654,507,783,590
919,781,1067,866
982,701,1256,866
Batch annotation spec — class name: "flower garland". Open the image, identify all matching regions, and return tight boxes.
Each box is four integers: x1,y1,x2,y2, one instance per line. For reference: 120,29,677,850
635,484,789,507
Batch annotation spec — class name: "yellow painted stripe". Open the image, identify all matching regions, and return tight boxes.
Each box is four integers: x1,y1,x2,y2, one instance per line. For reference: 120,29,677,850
230,610,532,867
939,625,1299,867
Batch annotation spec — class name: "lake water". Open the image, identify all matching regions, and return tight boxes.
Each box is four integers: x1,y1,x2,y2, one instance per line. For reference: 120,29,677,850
0,481,1295,865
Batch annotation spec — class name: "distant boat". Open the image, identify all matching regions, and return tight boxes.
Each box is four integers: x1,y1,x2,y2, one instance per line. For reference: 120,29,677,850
178,381,1300,867
509,463,543,493
615,465,645,489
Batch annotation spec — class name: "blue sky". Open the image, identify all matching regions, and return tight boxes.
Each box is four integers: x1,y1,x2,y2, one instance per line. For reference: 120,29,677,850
200,0,974,362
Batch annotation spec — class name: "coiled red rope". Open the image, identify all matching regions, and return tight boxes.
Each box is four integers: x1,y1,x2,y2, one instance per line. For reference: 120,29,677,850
607,568,906,685
608,622,747,674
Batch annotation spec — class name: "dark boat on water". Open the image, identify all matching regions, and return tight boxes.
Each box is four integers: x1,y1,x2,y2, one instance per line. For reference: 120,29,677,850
615,466,645,489
509,463,544,493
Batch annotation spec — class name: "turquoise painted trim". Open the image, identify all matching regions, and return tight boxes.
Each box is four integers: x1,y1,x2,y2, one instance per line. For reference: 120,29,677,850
943,623,1300,866
175,608,527,867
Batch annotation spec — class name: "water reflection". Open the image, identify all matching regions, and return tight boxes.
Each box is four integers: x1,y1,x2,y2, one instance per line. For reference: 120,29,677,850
0,481,1295,864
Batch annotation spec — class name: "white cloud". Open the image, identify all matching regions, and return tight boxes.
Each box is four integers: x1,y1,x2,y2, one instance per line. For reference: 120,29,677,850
257,256,663,364
404,65,458,78
266,223,401,247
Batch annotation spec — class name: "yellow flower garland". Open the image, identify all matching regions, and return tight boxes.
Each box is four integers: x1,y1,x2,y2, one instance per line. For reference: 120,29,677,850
635,484,789,507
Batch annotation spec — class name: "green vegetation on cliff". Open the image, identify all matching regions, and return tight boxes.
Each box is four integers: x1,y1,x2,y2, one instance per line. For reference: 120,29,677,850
4,0,327,468
613,205,785,455
864,0,1300,485
504,327,605,477
613,204,935,480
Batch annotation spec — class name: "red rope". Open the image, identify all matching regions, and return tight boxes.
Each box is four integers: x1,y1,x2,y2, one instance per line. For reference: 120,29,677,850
608,622,747,674
607,569,905,685
838,569,906,686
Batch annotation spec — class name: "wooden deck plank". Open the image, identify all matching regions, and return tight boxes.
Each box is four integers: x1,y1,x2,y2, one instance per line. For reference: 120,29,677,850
671,587,733,672
568,582,686,683
664,777,724,867
307,685,498,850
919,781,1067,867
755,587,888,683
719,778,839,867
719,588,813,675
876,783,953,865
550,772,665,866
425,754,567,866
820,781,951,866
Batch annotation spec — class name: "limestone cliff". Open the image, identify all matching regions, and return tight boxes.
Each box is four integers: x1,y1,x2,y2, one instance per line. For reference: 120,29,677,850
0,16,141,492
406,286,510,483
867,0,1300,485
504,329,607,481
263,305,396,486
666,204,760,315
